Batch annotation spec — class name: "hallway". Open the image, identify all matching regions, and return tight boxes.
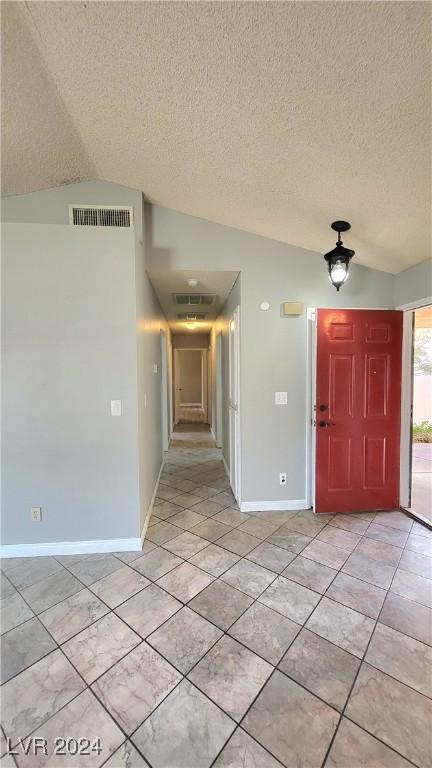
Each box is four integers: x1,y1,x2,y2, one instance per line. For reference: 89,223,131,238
1,425,431,767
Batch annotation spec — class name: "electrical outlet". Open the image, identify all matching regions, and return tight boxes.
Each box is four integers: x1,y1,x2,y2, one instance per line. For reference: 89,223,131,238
279,473,287,486
31,507,42,522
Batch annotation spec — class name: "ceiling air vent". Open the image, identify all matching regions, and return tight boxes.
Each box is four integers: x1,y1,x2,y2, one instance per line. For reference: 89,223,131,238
69,205,133,227
172,294,216,306
177,313,208,321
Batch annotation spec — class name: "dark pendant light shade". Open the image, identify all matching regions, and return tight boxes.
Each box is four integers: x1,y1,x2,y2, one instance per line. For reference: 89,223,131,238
324,221,355,291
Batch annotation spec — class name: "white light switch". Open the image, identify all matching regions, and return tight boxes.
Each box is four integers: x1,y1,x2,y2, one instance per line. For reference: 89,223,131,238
275,392,288,405
111,399,122,416
31,507,42,522
153,363,158,374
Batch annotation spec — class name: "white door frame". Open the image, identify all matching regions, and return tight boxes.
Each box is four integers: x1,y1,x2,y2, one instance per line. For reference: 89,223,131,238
306,308,317,510
167,334,174,435
202,349,208,419
229,305,241,503
397,296,432,511
215,332,223,448
160,331,170,452
173,348,208,424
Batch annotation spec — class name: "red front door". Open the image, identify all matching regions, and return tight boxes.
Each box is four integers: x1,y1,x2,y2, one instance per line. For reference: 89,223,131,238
315,309,402,514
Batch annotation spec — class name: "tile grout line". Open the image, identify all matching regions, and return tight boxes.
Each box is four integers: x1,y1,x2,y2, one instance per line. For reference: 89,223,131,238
1,445,430,767
2,504,428,682
151,479,430,766
2,523,428,653
317,543,419,768
6,514,428,637
4,542,428,709
135,460,427,764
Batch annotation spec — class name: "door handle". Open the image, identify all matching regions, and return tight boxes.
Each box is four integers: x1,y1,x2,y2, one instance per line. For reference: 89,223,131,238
318,404,328,412
318,420,336,428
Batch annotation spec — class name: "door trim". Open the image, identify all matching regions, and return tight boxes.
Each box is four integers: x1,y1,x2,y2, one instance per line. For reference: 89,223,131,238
202,349,208,420
399,311,414,509
306,308,317,509
215,332,223,448
397,296,432,518
229,305,242,504
307,306,405,513
160,331,169,452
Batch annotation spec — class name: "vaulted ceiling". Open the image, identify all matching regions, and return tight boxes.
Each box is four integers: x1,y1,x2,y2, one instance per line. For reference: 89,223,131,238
2,1,431,273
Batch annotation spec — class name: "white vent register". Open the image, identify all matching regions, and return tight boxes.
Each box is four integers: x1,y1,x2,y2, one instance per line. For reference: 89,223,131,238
69,205,133,228
172,294,216,306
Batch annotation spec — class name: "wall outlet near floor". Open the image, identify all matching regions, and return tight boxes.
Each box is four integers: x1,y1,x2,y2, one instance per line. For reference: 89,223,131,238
279,473,287,486
31,506,42,522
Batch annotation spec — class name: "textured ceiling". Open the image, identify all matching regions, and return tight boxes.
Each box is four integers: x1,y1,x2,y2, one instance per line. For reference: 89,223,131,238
1,3,95,195
2,1,431,273
148,270,239,333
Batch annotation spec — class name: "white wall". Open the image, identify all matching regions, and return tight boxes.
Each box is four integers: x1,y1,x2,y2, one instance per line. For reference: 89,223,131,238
2,181,168,548
1,223,140,545
134,195,169,532
394,259,432,307
1,180,142,231
3,182,421,523
147,205,395,505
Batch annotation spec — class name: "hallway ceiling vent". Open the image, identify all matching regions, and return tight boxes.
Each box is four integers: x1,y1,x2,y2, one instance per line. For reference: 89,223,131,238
69,205,133,227
176,312,208,320
172,294,216,306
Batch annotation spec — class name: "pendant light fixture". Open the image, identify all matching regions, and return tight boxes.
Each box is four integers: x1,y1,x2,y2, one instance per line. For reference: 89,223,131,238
323,221,355,291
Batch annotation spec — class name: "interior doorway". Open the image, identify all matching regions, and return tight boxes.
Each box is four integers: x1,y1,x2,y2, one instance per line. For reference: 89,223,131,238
174,348,208,424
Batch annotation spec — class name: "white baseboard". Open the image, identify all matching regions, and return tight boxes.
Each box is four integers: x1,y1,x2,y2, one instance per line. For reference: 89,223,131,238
222,455,230,478
210,426,222,449
140,462,163,545
0,537,143,559
0,464,165,560
240,499,309,513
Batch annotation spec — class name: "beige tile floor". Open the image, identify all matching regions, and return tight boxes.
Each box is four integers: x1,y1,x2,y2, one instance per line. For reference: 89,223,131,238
1,426,432,767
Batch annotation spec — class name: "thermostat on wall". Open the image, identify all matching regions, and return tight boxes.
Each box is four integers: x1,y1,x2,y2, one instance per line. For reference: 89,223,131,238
260,301,270,311
281,302,303,317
